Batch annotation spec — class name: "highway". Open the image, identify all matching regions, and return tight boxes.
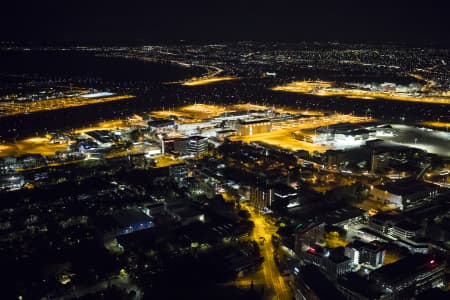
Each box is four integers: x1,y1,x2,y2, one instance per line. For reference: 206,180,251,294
181,76,237,86
137,55,231,86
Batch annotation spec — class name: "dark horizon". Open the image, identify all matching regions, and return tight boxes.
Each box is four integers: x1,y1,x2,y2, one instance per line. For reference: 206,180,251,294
1,0,449,46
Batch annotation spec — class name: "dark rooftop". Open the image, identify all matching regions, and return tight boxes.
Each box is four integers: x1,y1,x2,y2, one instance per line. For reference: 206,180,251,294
394,220,421,232
323,207,365,225
299,265,347,300
338,273,385,299
112,209,153,228
371,254,444,284
374,179,436,196
238,118,270,125
346,240,384,252
148,119,175,127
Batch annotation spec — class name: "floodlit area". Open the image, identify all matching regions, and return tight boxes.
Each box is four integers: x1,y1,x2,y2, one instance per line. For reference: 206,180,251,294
0,94,135,117
421,121,450,130
151,154,184,168
230,113,372,153
0,118,130,158
272,81,450,105
0,136,69,157
150,103,227,121
375,124,450,157
181,76,237,86
74,119,129,134
231,129,328,153
150,103,326,124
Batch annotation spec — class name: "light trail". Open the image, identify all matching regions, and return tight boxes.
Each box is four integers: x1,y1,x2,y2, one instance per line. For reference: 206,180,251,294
181,76,237,86
135,55,230,86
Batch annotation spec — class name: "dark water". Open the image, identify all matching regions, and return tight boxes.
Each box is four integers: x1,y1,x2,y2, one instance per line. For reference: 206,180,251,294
0,50,205,139
0,50,204,83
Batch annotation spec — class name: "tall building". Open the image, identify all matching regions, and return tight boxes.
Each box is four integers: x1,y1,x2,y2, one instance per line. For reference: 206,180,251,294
173,136,208,155
235,119,271,136
294,265,347,300
298,246,352,279
169,163,188,183
272,183,300,208
186,136,208,155
295,222,326,253
345,240,385,268
371,151,389,174
250,186,273,211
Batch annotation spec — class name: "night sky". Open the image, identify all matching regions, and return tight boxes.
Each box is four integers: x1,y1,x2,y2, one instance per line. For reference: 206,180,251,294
1,0,448,45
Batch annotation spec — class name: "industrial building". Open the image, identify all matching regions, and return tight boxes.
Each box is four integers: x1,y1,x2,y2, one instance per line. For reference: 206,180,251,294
369,179,440,210
235,119,272,136
345,240,385,268
298,246,352,278
294,265,346,300
313,123,375,149
370,254,446,298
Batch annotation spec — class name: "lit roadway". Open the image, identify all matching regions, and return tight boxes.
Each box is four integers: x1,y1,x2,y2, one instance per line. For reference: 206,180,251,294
181,76,237,86
242,203,292,300
136,55,233,86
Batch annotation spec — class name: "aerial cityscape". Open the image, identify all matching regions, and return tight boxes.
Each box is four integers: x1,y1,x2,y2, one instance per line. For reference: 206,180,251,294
1,2,449,300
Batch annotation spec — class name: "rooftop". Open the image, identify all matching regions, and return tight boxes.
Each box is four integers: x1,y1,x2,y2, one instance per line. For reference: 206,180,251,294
346,240,384,252
371,254,445,284
338,273,386,299
238,118,271,125
112,209,153,228
299,265,347,300
374,179,436,197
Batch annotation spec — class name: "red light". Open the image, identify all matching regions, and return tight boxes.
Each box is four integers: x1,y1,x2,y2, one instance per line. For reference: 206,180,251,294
430,260,435,264
307,246,316,253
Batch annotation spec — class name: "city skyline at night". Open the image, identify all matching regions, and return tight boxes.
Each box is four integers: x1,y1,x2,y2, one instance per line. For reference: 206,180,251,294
0,2,449,300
